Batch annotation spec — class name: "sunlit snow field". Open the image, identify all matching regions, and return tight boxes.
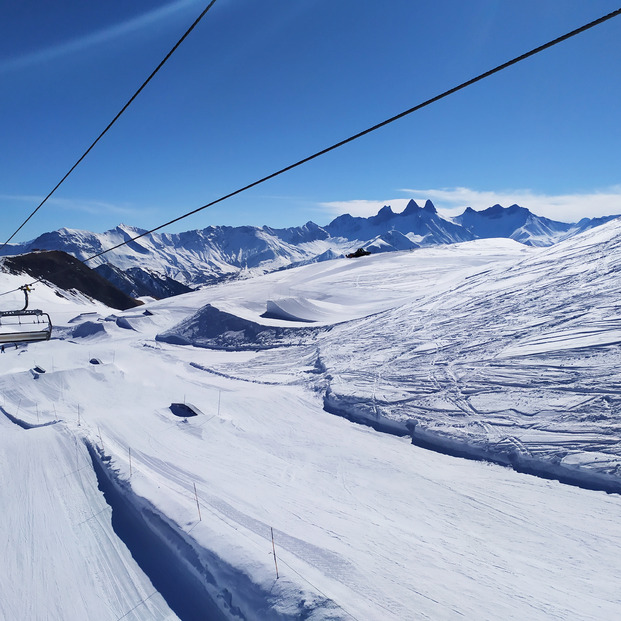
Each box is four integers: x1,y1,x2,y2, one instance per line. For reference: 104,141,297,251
2,222,621,620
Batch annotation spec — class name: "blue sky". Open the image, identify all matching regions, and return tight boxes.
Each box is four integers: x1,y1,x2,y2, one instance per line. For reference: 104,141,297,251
1,0,620,241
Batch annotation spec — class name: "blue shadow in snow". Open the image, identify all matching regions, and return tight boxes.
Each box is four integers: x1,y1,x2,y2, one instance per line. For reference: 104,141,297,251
86,443,229,621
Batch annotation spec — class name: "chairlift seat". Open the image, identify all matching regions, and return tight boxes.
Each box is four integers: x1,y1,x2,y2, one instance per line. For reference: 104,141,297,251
0,287,52,344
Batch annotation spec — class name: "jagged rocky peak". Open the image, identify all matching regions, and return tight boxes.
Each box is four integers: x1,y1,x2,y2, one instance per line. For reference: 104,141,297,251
508,204,532,218
487,204,505,215
401,199,421,216
373,205,395,222
303,220,322,230
114,223,147,236
399,199,437,216
480,204,528,219
328,212,355,226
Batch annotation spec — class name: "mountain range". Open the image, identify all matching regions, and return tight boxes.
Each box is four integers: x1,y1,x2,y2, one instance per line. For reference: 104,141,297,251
1,200,617,299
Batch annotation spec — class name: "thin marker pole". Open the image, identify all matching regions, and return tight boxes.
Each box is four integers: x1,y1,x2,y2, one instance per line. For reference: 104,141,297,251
193,482,202,522
271,527,279,579
98,425,104,451
129,447,133,477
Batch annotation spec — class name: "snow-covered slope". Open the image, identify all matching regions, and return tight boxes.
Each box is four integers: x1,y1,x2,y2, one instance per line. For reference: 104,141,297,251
3,222,621,619
0,415,178,620
317,221,621,490
156,221,621,490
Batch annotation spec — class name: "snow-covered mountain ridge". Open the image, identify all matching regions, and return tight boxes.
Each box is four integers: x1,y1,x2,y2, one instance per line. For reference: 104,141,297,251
2,200,617,297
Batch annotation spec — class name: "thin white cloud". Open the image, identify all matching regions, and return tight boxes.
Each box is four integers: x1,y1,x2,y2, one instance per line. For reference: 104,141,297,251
319,187,621,223
0,0,199,73
0,194,143,217
400,187,621,223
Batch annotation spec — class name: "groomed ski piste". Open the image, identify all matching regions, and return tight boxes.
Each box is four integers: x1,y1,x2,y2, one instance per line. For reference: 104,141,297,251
2,219,621,620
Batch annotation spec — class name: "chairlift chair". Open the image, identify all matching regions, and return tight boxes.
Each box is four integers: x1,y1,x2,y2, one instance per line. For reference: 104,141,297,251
0,285,52,344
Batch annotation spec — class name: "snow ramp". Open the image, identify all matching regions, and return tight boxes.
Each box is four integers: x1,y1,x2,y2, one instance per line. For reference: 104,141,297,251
156,304,321,350
261,297,340,323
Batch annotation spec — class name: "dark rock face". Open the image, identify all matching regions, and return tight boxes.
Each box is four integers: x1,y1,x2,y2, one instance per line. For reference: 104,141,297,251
3,250,141,310
94,264,193,300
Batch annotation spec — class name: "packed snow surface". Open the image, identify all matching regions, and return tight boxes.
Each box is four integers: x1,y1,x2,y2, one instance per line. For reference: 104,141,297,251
2,225,621,619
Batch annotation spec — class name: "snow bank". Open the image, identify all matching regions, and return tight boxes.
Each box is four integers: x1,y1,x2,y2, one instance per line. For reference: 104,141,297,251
87,443,343,620
87,444,229,621
156,304,321,350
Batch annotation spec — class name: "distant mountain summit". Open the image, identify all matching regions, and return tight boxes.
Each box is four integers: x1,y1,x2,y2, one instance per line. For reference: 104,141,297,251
452,203,618,246
326,199,472,246
455,204,542,238
1,201,617,298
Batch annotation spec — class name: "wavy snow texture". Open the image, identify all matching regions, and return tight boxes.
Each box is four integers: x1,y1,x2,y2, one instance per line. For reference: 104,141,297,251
315,221,621,492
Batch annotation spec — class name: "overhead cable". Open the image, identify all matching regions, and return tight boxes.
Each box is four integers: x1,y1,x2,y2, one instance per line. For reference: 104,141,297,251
0,0,219,254
80,7,621,263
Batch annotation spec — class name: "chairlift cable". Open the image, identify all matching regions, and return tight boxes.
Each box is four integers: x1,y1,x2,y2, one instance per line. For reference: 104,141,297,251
77,6,621,262
0,6,620,299
0,0,219,255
